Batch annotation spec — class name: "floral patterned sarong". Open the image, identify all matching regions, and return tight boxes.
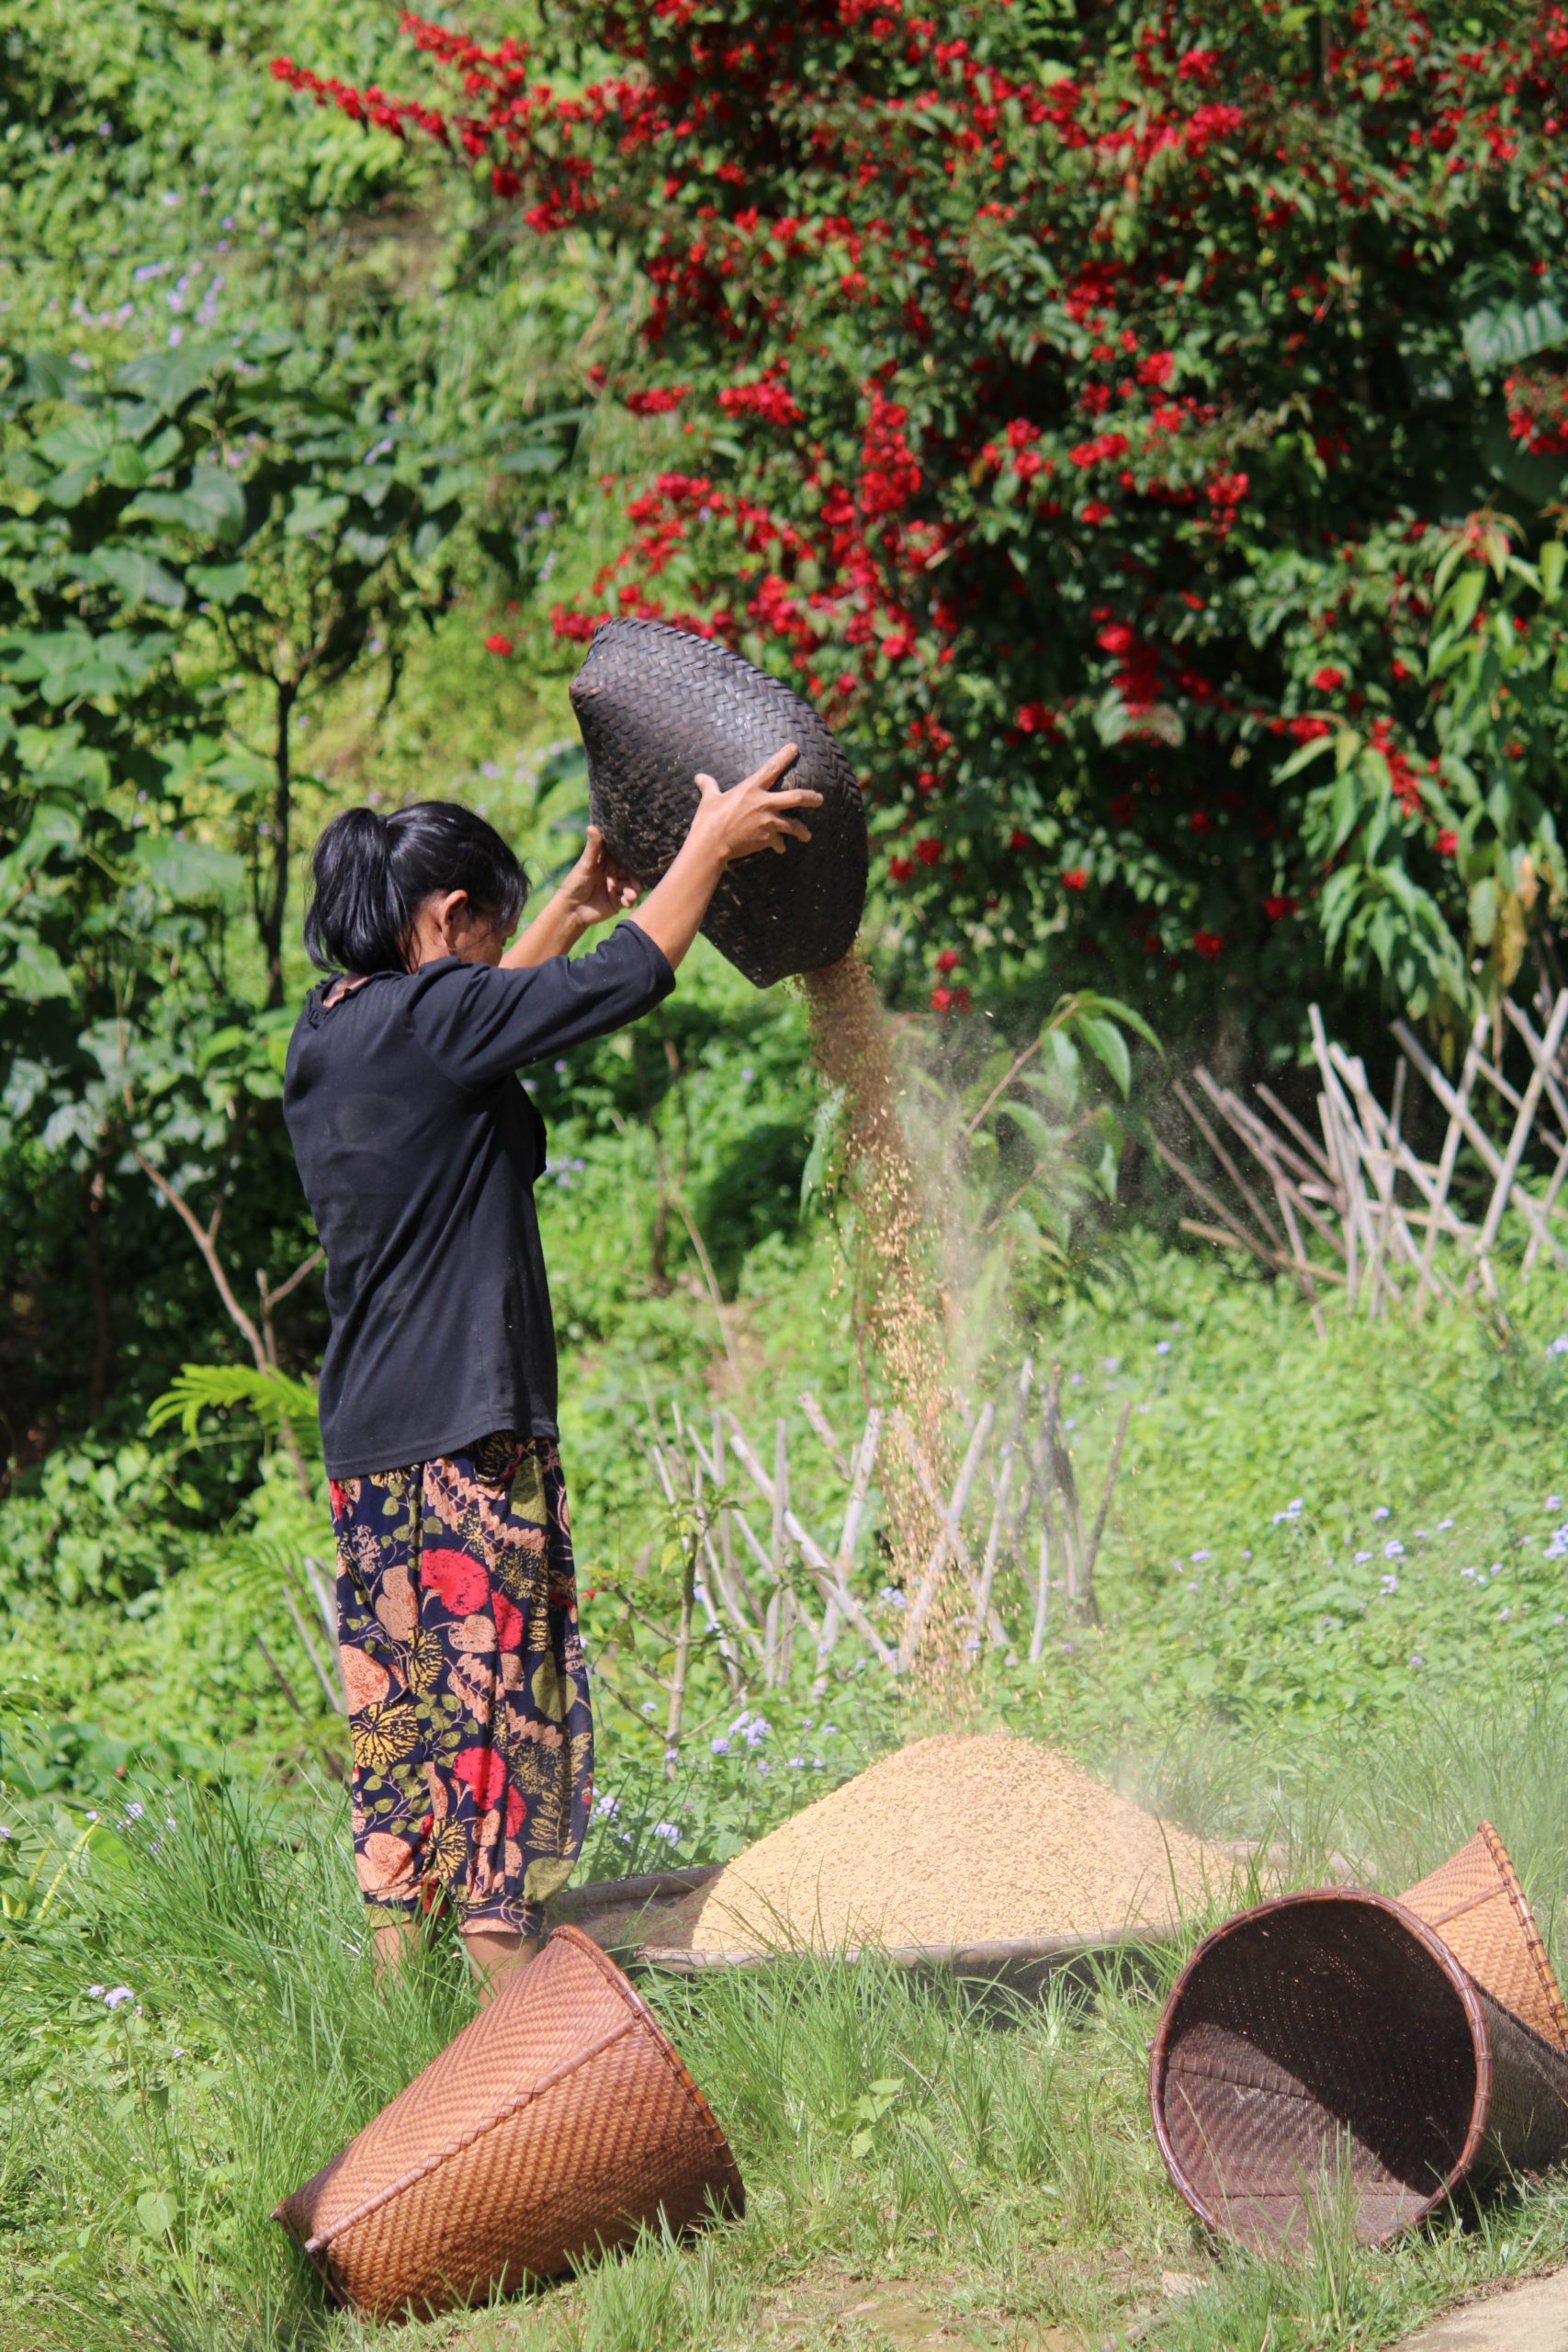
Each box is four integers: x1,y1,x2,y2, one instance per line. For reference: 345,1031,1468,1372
329,1432,592,1939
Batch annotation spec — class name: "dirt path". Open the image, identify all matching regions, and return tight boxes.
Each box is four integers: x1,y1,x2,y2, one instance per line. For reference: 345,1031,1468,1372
1394,2267,1568,2351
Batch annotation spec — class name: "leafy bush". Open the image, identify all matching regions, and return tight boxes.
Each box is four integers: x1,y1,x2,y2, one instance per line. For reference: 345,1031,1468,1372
0,1441,200,1603
284,0,1568,1034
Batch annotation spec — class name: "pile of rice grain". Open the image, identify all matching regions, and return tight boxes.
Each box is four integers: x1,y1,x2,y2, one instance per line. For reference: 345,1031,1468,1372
680,1733,1227,1953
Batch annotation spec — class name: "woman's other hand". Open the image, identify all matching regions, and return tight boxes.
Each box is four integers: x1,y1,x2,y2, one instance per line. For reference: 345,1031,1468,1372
502,826,641,967
558,825,642,928
690,743,820,864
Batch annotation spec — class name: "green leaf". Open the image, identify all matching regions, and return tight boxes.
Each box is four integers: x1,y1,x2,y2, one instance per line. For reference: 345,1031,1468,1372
130,837,244,905
284,492,350,538
1462,295,1568,371
85,547,187,611
127,465,248,545
1073,1012,1132,1097
135,2190,177,2239
4,934,73,1001
186,560,249,606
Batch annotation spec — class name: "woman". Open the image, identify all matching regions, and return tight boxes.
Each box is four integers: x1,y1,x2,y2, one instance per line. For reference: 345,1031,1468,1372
284,744,817,1999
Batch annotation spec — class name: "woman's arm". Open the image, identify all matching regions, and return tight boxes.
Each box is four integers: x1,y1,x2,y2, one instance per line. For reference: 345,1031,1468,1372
624,744,819,972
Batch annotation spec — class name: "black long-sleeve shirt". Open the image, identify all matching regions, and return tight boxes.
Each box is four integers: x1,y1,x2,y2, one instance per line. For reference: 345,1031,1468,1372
283,922,674,1476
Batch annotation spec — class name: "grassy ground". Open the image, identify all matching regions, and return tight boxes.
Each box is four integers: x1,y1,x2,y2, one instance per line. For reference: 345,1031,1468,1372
8,1701,1568,2352
5,1240,1568,2349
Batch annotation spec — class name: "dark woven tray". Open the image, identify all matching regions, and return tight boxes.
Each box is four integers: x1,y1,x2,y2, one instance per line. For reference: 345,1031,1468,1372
1150,1888,1568,2254
570,620,867,988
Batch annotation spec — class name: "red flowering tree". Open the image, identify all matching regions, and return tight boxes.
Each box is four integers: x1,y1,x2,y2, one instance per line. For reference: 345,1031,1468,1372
275,2,1568,1034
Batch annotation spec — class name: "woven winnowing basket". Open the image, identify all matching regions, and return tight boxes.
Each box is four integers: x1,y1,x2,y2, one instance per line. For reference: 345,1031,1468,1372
273,1925,744,2322
1149,1888,1568,2255
1400,1822,1568,2053
569,619,868,989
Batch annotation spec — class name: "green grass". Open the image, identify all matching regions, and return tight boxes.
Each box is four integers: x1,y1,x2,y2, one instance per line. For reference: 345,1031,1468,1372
6,1234,1568,2348
9,1691,1568,2351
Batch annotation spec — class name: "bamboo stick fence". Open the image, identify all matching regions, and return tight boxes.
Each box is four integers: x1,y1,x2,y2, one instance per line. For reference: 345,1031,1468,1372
592,1368,1133,1770
1156,984,1568,1324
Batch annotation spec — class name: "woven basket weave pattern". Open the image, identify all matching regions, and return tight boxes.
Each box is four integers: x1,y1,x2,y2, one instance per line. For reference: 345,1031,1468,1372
1400,1822,1568,2053
570,619,867,989
274,1925,743,2321
1150,1886,1568,2254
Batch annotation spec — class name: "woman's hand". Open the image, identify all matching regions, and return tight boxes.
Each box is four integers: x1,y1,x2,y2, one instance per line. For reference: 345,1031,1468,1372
502,826,642,968
556,825,642,928
621,742,823,976
689,743,819,865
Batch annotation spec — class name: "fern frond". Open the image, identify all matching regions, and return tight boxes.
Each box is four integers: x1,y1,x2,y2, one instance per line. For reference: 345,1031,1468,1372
147,1362,320,1450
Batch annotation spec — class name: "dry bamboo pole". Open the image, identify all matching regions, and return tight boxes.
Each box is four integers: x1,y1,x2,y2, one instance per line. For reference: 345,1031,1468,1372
814,1407,882,1687
1394,1020,1565,1268
895,1401,998,1668
280,1580,345,1714
1047,1385,1093,1623
1327,1046,1429,1284
1025,1434,1058,1664
301,1555,337,1643
1201,1078,1348,1259
648,1430,758,1677
1177,1220,1349,1283
662,1527,697,1778
724,1413,898,1669
797,1390,850,1479
1473,988,1568,1263
1503,997,1568,1153
1254,1080,1339,1187
969,1359,1033,1657
1501,1000,1568,1272
1082,1397,1134,1593
1153,1132,1275,1263
1176,1077,1288,1252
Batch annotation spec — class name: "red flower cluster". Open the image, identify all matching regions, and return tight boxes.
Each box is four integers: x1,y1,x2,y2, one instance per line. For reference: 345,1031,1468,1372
269,0,1568,1011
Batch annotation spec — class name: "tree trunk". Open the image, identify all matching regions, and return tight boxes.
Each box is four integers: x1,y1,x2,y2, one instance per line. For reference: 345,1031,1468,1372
260,677,297,1011
82,1157,114,1419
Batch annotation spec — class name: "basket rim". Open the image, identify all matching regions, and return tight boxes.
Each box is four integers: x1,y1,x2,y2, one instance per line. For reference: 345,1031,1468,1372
1147,1885,1492,2248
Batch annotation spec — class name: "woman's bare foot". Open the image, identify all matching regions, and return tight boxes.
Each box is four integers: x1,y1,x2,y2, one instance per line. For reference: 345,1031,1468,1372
462,1928,539,2005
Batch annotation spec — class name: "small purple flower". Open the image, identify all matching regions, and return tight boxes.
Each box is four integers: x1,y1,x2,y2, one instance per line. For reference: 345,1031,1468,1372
1190,1550,1212,1563
1383,1541,1404,1561
710,1736,730,1756
1356,1551,1373,1564
1155,1340,1172,1355
1373,1505,1391,1521
103,1986,134,2010
651,1823,680,1844
1380,1574,1399,1595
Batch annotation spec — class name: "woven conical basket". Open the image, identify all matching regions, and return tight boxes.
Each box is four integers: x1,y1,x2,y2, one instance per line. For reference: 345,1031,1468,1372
273,1925,744,2321
1401,1822,1568,2053
569,618,867,989
1149,1888,1568,2254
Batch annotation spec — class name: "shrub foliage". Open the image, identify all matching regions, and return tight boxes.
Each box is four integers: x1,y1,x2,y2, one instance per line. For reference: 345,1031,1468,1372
280,0,1568,1025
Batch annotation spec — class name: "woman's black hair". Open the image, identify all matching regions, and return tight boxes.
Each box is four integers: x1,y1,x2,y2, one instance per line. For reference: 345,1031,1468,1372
303,801,528,975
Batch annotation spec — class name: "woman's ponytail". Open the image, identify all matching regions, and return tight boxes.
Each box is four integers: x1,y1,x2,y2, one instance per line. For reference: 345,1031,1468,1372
303,808,409,976
303,801,527,975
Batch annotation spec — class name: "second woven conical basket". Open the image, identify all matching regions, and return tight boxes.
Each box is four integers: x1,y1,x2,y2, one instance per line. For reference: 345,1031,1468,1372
274,1925,744,2321
570,619,868,989
1401,1821,1568,2053
1149,1824,1568,2253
